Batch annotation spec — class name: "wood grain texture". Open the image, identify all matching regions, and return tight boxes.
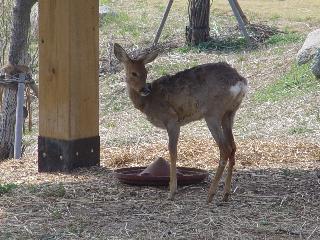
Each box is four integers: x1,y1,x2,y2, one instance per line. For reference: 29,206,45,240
39,0,99,140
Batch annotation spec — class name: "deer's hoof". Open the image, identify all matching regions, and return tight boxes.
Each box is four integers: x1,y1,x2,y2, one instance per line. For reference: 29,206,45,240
207,194,214,203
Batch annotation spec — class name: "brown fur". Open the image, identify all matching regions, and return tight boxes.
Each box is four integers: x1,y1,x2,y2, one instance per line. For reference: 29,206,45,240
114,43,247,202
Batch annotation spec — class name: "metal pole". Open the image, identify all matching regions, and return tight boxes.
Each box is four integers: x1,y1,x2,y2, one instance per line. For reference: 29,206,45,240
228,0,251,43
14,73,26,159
153,0,174,46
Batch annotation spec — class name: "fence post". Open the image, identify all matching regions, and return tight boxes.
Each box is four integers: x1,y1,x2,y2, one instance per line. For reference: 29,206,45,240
153,0,174,46
228,0,251,44
14,73,25,159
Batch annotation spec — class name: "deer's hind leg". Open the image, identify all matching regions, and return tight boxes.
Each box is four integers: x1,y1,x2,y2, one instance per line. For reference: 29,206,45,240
205,115,232,203
221,111,237,202
166,122,180,200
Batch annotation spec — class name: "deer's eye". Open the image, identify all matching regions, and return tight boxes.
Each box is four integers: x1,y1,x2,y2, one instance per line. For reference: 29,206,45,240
132,72,138,77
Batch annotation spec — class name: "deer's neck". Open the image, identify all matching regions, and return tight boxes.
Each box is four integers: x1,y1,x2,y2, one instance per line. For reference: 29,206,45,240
127,86,146,112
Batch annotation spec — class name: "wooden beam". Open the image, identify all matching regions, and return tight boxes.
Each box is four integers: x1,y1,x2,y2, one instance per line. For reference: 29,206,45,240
234,0,249,25
228,0,251,43
153,0,174,46
38,0,100,172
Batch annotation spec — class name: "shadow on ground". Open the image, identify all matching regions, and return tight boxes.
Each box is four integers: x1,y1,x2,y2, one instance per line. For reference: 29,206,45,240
1,166,319,239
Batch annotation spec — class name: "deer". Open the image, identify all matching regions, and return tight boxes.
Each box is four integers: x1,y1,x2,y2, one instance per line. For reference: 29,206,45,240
114,43,248,203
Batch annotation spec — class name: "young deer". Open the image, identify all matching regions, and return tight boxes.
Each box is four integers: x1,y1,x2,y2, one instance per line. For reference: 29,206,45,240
114,43,247,202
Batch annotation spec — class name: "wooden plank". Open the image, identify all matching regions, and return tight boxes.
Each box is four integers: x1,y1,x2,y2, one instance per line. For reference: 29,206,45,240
153,0,174,46
69,1,99,139
228,0,251,43
39,0,71,140
39,0,99,140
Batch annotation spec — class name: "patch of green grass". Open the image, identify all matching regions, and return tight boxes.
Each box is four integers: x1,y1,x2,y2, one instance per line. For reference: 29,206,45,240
176,45,195,54
0,183,18,195
101,11,141,39
51,209,63,220
27,184,38,194
99,0,111,5
102,11,129,25
265,32,302,46
106,121,116,128
270,14,281,21
104,93,130,112
42,183,66,198
177,37,247,53
157,4,166,12
26,183,66,198
253,63,320,103
289,125,312,135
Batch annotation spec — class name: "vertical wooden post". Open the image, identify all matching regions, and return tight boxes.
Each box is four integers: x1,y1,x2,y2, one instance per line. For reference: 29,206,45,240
14,73,25,159
38,0,100,172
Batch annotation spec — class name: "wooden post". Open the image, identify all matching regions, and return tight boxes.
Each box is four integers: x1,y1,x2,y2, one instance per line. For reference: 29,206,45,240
14,73,25,159
38,0,100,172
233,0,249,25
228,0,251,43
153,0,174,46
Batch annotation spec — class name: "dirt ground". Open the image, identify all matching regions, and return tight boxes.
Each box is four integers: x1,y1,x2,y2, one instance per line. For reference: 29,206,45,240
1,139,319,239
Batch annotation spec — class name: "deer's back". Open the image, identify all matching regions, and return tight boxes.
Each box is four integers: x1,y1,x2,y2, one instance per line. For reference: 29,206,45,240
146,62,247,126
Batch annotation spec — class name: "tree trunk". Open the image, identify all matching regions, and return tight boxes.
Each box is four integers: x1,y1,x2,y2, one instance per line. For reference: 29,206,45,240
0,0,36,159
0,89,18,158
0,0,14,66
9,0,37,65
186,0,210,45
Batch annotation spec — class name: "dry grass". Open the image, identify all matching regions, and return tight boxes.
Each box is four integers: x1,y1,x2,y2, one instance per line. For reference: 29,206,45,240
214,0,320,23
1,138,320,239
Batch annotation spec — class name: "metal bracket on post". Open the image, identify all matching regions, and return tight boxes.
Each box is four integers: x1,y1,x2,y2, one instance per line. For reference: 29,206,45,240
153,0,174,47
228,0,251,44
14,73,26,159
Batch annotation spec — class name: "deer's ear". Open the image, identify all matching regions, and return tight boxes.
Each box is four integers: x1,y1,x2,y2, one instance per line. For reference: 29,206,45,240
114,43,130,63
141,51,158,64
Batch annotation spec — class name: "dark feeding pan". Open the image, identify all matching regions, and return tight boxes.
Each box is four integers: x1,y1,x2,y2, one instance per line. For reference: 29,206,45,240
114,157,209,186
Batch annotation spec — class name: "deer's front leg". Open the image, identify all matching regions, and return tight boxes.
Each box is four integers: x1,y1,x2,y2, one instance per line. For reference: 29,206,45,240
166,122,180,200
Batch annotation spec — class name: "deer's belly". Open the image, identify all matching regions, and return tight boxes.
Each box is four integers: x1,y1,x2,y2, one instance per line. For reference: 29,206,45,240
146,116,166,129
174,101,204,125
177,111,203,125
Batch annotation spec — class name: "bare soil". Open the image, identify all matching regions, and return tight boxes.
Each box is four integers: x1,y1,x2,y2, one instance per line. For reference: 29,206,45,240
1,139,319,239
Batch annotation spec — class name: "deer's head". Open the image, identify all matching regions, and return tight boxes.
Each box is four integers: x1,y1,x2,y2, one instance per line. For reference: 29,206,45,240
114,43,158,96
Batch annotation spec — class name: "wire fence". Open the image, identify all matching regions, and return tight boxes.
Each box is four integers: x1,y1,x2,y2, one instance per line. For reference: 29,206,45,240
0,74,35,86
